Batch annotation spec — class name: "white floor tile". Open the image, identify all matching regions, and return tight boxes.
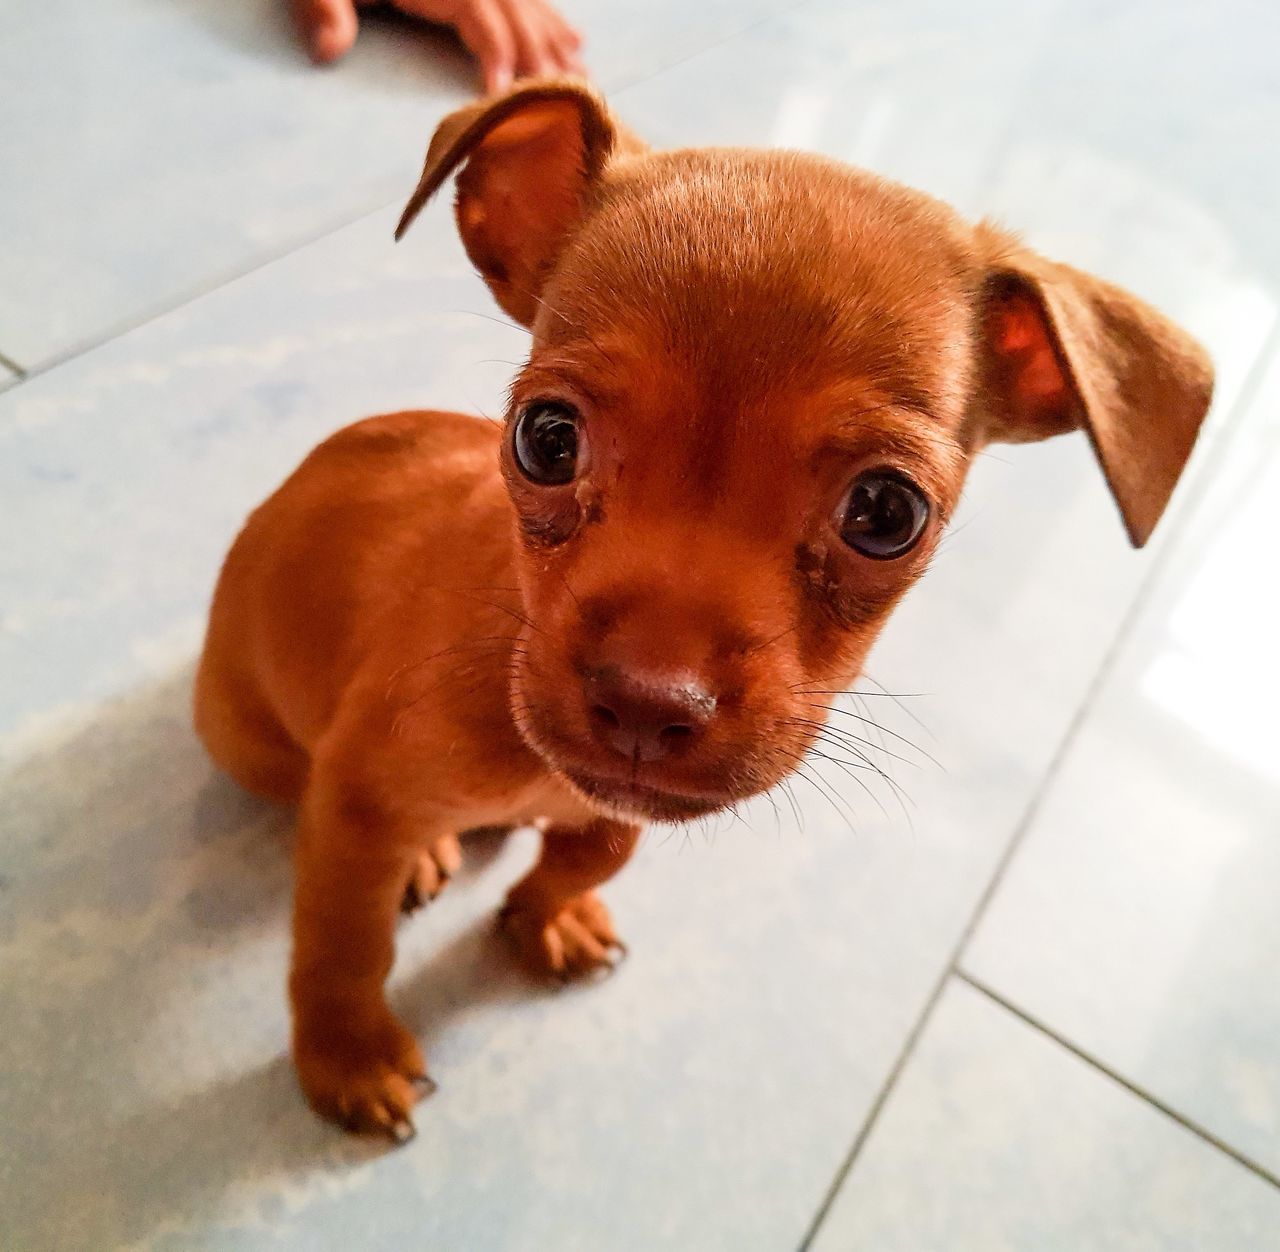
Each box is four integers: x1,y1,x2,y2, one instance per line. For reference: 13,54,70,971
0,0,795,369
812,980,1280,1251
964,343,1280,1178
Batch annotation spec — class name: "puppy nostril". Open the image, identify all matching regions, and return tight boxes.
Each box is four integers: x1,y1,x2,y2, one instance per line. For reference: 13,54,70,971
584,668,717,761
590,704,620,731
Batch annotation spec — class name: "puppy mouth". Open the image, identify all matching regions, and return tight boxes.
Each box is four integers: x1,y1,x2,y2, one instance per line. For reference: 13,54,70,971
560,768,728,823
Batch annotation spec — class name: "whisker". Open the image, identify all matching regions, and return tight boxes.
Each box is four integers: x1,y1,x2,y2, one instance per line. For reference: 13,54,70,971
388,640,524,709
512,285,629,373
448,308,528,336
859,671,936,739
791,763,860,836
775,777,806,834
760,787,783,839
765,736,887,829
782,715,922,771
389,635,523,688
838,420,965,454
777,719,918,820
790,686,928,699
806,748,891,824
804,702,944,770
449,590,559,651
744,623,800,657
556,566,584,616
851,691,890,764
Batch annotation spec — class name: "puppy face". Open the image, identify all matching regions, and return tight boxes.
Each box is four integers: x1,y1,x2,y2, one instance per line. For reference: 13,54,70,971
500,155,978,820
398,82,1213,823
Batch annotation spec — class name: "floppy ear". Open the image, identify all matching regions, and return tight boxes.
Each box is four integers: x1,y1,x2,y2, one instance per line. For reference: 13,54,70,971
977,239,1214,547
396,78,639,326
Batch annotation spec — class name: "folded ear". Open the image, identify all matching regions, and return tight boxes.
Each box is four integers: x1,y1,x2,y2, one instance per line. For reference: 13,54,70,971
396,78,638,326
977,238,1214,546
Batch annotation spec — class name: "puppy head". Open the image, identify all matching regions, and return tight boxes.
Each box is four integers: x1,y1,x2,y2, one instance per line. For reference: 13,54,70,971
399,80,1213,823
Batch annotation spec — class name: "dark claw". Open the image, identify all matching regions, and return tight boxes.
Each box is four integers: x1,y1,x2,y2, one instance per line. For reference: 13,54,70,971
412,1074,438,1097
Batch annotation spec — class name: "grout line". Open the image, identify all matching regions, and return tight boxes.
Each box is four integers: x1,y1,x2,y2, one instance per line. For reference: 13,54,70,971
797,656,1122,1251
8,198,399,389
956,970,1280,1191
3,1,818,396
940,335,1280,966
798,321,1280,1251
795,968,953,1250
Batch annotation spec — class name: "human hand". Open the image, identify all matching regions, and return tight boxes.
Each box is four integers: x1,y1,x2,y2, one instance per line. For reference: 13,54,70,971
291,0,585,92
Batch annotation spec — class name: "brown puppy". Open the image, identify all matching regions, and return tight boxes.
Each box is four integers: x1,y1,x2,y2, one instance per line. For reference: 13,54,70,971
195,79,1212,1140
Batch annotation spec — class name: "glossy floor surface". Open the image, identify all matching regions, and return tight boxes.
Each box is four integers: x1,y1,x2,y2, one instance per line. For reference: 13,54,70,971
2,1,1278,1248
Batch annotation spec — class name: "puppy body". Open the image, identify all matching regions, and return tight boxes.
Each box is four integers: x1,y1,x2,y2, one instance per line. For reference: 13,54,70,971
198,410,626,1137
196,82,1213,1138
198,410,540,818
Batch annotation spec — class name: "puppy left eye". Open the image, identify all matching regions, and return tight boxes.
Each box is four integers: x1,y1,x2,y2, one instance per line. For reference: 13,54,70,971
512,401,582,485
838,470,930,559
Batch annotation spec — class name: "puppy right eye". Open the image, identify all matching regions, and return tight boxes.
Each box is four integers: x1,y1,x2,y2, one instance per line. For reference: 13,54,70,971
838,469,930,559
512,402,582,485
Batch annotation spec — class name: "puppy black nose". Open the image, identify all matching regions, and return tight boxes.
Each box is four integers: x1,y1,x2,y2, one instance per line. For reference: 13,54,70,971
585,666,717,763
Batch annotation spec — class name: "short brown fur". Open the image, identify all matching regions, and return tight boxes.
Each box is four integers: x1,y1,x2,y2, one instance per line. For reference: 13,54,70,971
197,79,1213,1138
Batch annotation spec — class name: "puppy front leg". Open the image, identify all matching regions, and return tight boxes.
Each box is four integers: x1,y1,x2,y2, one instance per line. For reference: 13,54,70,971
289,784,435,1140
501,820,640,980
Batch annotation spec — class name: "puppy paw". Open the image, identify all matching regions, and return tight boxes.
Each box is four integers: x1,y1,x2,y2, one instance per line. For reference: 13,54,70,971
401,834,463,913
294,1011,433,1142
500,891,626,981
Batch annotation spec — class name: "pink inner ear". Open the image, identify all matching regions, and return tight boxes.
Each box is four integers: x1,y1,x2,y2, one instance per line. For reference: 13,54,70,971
995,293,1069,407
455,99,591,324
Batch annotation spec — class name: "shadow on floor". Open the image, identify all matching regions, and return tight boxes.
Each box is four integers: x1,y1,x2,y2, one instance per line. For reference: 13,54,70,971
0,663,553,1249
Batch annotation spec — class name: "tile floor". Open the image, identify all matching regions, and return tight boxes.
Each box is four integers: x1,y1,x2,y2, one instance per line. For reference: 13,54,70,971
1,1,1277,1248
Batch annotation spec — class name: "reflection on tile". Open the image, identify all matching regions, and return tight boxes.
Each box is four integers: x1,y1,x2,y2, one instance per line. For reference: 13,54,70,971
964,344,1280,1177
813,981,1280,1251
0,0,797,368
628,0,1068,207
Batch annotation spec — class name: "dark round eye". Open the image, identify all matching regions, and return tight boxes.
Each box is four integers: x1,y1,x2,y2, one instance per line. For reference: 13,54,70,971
839,471,930,559
512,402,582,485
